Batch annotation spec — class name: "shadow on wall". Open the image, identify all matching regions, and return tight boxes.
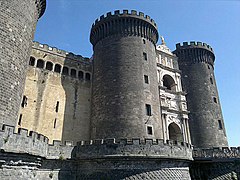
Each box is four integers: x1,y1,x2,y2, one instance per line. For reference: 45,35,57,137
60,53,92,145
190,161,240,180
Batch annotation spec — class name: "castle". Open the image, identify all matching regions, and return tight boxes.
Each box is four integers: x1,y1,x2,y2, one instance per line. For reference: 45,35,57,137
0,1,239,179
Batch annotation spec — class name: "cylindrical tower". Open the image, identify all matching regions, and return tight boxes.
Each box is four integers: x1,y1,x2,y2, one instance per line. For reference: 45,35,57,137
173,42,228,148
90,10,162,139
0,0,46,126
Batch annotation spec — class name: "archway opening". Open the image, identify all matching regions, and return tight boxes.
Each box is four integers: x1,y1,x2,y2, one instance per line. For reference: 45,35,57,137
168,122,183,142
163,75,176,91
54,64,61,73
46,61,53,71
36,59,44,69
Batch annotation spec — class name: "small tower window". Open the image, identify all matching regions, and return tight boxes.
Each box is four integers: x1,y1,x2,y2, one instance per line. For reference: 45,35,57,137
218,120,223,130
54,64,61,73
144,75,149,84
18,114,22,126
21,95,27,108
78,71,84,79
143,39,146,44
54,118,57,129
29,57,35,66
70,69,77,78
36,59,44,69
62,67,69,75
86,73,91,81
145,104,152,116
213,97,217,103
56,101,59,112
143,52,147,60
210,77,213,84
147,126,153,135
46,61,53,71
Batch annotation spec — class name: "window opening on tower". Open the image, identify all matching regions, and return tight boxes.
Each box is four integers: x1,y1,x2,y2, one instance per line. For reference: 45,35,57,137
147,126,153,135
145,104,152,116
218,120,223,130
144,75,149,84
143,52,147,60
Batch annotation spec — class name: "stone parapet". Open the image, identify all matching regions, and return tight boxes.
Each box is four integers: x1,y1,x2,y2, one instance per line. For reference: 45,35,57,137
174,41,215,66
75,138,193,160
193,147,240,160
176,41,214,53
90,10,159,46
47,140,74,159
0,124,48,157
35,0,47,18
32,41,91,64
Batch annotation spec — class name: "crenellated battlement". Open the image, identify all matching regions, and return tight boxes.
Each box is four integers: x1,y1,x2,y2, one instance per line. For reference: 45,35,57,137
176,41,214,53
90,10,159,46
35,0,46,18
193,147,240,160
74,138,193,160
77,138,192,147
32,41,91,63
173,41,215,65
47,140,74,159
92,10,157,28
0,124,49,157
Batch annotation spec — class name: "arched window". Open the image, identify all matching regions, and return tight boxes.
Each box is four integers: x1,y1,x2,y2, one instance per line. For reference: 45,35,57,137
86,73,91,81
46,61,53,71
29,57,35,66
62,66,69,75
70,69,77,78
54,64,61,73
78,71,84,79
163,75,176,91
36,59,44,69
168,122,183,142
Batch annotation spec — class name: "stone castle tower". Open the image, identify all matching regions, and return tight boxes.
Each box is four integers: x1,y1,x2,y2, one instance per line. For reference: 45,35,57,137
90,10,162,140
0,0,46,127
173,43,228,148
0,1,239,179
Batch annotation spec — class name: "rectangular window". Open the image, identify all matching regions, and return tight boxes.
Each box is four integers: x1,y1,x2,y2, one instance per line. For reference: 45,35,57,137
21,95,27,108
143,52,147,60
144,75,149,84
55,101,59,112
147,126,153,135
213,97,217,103
143,39,146,44
218,120,223,130
210,77,213,84
18,114,22,126
146,104,152,116
54,118,57,128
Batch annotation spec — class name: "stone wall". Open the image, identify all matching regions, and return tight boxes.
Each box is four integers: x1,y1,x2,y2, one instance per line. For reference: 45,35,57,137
191,147,240,179
18,42,92,144
0,0,46,126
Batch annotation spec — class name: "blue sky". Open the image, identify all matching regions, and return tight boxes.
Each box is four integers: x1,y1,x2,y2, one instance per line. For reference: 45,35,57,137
34,0,240,147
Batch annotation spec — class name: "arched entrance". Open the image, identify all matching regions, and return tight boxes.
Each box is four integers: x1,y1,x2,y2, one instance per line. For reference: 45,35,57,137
168,122,183,142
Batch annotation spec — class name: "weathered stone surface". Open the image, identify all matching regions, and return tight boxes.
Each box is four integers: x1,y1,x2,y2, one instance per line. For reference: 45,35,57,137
90,11,162,140
173,42,228,148
0,0,46,127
